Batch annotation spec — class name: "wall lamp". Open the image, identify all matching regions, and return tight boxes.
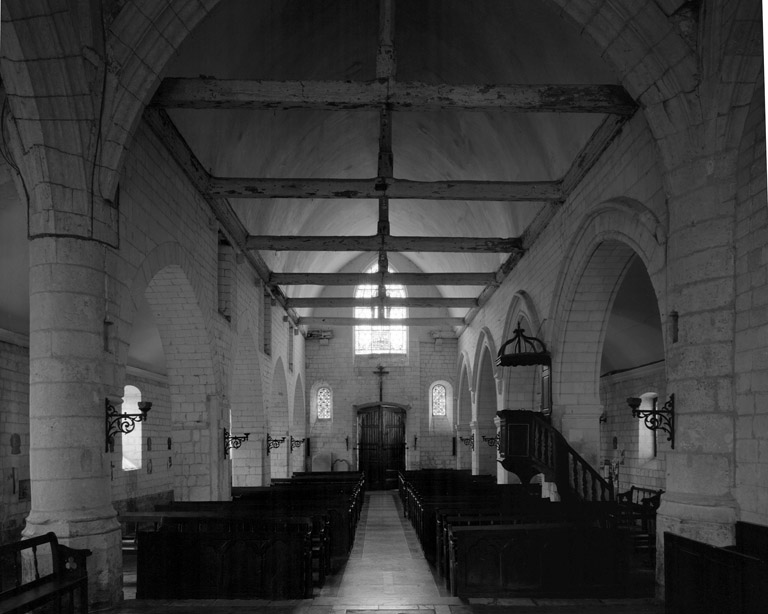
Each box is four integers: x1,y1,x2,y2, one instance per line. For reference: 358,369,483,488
267,433,286,455
223,429,250,457
628,394,675,449
481,434,499,449
459,433,474,451
290,436,306,453
106,398,151,452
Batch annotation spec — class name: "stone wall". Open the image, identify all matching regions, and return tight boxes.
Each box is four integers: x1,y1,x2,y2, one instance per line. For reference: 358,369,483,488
305,326,459,471
599,363,667,494
0,335,30,544
110,372,174,507
734,74,768,525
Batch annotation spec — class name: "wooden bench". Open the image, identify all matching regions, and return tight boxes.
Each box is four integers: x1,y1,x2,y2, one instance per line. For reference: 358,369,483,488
137,528,313,599
0,532,91,614
665,528,768,614
448,522,630,598
616,485,663,563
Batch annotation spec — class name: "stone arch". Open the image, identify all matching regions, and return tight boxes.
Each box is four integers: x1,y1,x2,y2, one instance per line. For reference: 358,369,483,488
0,3,95,216
229,327,265,487
499,291,547,413
138,263,220,501
474,343,499,476
268,357,289,480
548,200,667,466
455,356,473,471
471,327,501,401
291,375,307,473
456,351,473,425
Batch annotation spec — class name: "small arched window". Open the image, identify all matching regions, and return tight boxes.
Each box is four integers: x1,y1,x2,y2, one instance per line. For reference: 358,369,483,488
429,381,454,432
317,386,332,420
431,384,447,416
638,392,658,460
122,385,143,471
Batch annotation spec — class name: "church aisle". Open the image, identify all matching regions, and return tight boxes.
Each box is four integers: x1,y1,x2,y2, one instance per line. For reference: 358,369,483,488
314,490,453,606
115,490,663,614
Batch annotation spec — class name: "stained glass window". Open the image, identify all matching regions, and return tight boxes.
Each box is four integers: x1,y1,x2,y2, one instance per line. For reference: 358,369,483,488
317,387,332,420
354,264,407,354
431,384,447,416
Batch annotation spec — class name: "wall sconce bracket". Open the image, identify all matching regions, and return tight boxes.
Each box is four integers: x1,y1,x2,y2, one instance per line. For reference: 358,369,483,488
290,436,306,452
105,398,151,453
481,434,499,449
628,394,674,449
267,433,286,455
459,433,475,451
224,429,250,457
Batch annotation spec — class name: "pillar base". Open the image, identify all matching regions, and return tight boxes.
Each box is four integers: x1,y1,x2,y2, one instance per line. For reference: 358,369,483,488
654,491,738,598
24,508,123,609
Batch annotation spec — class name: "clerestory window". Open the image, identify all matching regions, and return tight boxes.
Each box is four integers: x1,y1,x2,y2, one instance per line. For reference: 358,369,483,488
354,264,407,354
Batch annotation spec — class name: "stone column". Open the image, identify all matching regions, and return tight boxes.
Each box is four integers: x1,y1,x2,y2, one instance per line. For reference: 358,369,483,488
655,157,740,592
25,236,122,608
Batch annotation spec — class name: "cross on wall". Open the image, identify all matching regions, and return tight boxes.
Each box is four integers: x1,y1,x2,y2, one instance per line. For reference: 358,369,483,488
373,364,389,402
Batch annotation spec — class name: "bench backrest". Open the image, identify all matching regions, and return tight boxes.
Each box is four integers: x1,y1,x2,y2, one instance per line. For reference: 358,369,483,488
0,532,63,598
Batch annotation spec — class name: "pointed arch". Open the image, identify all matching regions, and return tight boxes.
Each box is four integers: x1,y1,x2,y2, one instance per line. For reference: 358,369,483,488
229,327,265,487
548,200,667,466
499,292,547,412
268,357,289,480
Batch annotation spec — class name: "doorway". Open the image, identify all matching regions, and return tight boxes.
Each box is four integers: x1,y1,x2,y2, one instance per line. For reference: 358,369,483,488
356,402,407,489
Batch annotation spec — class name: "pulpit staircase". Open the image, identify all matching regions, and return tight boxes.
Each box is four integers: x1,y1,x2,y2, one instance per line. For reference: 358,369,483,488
496,409,613,503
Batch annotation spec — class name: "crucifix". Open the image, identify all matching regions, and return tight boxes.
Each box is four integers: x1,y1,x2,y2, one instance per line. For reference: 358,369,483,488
373,364,389,403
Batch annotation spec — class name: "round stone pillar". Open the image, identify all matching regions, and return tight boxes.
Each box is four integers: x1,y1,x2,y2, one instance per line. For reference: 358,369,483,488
655,154,741,595
24,236,122,608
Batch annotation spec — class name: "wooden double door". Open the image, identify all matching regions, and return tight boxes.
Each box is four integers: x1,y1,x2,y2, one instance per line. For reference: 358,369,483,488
356,402,407,489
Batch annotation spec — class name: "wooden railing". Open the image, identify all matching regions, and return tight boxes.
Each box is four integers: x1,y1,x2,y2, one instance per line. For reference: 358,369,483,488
497,409,613,502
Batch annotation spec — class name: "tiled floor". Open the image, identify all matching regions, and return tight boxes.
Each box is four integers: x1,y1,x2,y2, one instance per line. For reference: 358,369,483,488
116,491,663,613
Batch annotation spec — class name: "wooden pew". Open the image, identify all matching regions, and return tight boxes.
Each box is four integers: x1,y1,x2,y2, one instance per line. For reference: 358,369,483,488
666,526,768,614
137,528,313,599
448,522,630,598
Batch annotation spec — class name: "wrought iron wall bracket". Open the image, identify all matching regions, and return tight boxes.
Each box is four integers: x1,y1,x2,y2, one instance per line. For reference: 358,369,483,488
290,436,306,452
459,433,474,451
629,393,675,449
223,429,250,457
481,434,499,449
105,398,151,453
267,433,286,455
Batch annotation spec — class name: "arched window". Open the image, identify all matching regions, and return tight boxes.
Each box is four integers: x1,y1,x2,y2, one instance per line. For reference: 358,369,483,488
431,384,447,416
429,380,454,432
638,392,658,460
354,263,407,354
317,386,332,420
122,385,143,471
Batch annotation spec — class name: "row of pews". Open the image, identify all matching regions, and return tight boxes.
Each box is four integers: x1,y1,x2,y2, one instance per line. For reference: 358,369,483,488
399,469,631,598
120,472,364,600
665,521,768,614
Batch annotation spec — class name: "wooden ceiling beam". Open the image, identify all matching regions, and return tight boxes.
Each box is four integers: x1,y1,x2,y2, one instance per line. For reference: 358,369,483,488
153,78,637,115
299,316,465,327
246,235,522,253
269,272,497,286
142,107,300,326
207,176,562,201
287,297,477,309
